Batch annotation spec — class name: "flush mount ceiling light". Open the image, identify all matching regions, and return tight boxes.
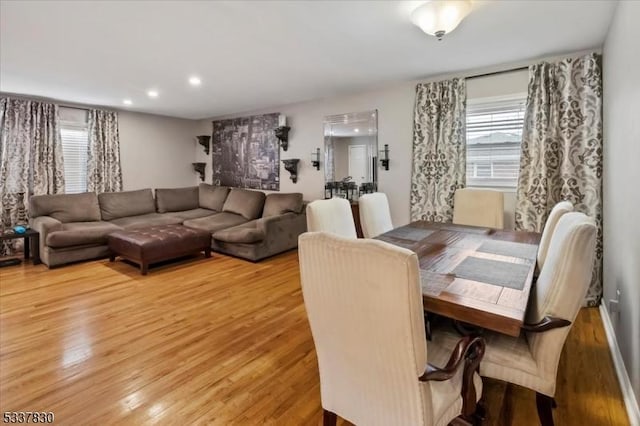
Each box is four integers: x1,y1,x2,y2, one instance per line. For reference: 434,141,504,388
411,0,472,40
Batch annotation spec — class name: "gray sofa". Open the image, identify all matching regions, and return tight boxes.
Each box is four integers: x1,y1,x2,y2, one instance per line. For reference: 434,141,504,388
29,184,307,267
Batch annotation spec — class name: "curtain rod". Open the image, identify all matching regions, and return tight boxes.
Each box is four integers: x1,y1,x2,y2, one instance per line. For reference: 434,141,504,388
466,66,529,80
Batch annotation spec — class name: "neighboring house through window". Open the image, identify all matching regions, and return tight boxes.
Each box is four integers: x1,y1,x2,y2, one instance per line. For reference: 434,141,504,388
465,95,526,188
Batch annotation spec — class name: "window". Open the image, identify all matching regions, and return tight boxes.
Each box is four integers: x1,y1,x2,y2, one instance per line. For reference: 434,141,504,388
466,96,526,188
60,122,89,193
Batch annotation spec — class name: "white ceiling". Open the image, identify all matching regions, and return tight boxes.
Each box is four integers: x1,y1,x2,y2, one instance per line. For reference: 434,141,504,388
0,0,617,120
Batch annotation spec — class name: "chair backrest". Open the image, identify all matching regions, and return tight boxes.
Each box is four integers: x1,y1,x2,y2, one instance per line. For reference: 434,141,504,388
452,188,504,229
298,232,432,425
359,192,393,238
306,198,357,238
536,201,573,270
525,212,596,393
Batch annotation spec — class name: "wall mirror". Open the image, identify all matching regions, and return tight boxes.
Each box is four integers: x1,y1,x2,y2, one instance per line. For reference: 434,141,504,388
323,110,378,200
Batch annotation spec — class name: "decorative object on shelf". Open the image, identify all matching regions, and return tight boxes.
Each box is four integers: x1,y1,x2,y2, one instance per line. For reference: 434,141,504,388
324,177,361,202
13,225,27,234
212,113,280,190
411,0,472,41
311,147,321,170
192,162,206,181
274,114,290,151
196,135,211,155
380,144,390,170
274,127,290,151
359,182,377,197
282,159,300,183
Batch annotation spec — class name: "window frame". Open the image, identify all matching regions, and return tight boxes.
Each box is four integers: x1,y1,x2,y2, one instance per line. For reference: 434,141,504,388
60,119,90,194
465,93,527,191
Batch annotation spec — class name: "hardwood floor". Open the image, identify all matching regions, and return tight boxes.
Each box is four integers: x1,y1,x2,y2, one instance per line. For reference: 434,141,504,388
0,251,629,425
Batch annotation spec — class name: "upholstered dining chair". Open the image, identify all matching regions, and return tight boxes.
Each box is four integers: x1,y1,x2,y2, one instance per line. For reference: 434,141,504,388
298,232,485,426
358,192,393,238
433,212,597,426
452,188,504,229
306,198,357,238
536,201,573,272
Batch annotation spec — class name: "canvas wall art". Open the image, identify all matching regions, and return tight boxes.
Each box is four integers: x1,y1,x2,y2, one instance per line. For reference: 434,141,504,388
211,113,280,190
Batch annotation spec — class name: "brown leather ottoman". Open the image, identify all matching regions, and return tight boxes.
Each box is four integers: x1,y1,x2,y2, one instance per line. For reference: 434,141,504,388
107,224,211,275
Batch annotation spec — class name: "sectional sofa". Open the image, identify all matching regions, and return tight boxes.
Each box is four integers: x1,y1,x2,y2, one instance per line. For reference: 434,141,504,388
29,184,307,267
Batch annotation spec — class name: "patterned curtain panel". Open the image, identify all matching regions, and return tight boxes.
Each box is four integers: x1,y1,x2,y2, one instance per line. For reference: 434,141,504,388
515,52,603,306
0,97,65,254
410,78,466,222
87,109,122,193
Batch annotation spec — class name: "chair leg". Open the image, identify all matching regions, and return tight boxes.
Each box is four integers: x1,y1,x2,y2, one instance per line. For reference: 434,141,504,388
535,392,555,426
323,409,337,426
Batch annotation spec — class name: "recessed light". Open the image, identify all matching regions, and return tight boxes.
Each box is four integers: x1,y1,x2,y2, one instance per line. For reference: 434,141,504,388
188,76,202,86
354,128,360,133
147,89,159,98
123,99,132,106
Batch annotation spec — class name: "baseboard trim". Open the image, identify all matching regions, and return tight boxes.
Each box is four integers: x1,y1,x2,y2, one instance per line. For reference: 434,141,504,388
599,304,640,426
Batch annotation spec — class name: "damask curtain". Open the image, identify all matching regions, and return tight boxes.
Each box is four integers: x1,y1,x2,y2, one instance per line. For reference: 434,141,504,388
87,109,122,193
515,52,603,306
0,97,65,254
410,78,466,222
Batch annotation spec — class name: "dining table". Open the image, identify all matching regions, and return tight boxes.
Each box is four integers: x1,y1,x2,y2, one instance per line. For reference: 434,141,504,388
376,221,541,337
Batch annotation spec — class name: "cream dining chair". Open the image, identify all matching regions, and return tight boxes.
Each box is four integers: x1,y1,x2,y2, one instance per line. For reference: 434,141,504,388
433,212,596,426
306,198,357,238
536,201,573,271
358,192,393,238
298,232,485,426
452,188,504,229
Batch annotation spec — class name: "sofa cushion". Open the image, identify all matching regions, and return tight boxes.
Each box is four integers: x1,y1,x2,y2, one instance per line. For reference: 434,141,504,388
199,184,230,211
213,221,265,244
46,221,122,248
167,208,218,221
183,212,248,233
109,213,183,230
30,192,101,223
156,186,199,213
262,193,304,217
98,189,156,221
222,188,266,220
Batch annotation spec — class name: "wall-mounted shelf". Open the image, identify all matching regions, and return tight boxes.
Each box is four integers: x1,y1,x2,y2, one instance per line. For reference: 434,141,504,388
275,126,291,151
192,162,206,181
282,158,300,183
196,135,211,155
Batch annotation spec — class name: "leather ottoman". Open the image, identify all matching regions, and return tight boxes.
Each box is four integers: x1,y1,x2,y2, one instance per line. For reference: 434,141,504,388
107,224,211,275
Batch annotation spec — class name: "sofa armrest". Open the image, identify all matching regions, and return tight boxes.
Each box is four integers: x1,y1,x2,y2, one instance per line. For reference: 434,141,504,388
30,216,63,257
257,212,307,249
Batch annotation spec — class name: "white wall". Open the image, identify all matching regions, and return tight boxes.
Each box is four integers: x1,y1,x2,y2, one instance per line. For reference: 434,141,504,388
118,111,198,191
603,0,640,409
196,68,530,228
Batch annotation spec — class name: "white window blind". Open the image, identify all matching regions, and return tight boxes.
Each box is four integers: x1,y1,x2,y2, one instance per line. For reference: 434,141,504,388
60,122,89,193
466,96,526,188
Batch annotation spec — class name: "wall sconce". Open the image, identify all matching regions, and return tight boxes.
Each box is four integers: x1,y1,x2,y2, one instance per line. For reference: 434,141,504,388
196,135,211,155
274,114,290,151
311,147,320,170
192,162,206,181
282,159,300,183
380,144,390,170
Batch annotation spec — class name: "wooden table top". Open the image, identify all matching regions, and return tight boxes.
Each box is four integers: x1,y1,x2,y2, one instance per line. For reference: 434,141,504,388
377,221,541,337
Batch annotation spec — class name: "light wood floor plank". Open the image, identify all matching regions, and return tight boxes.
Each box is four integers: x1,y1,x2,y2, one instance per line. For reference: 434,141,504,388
0,251,629,425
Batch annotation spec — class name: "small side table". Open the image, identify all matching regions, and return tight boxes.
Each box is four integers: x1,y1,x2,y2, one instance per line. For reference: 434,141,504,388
0,229,41,265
